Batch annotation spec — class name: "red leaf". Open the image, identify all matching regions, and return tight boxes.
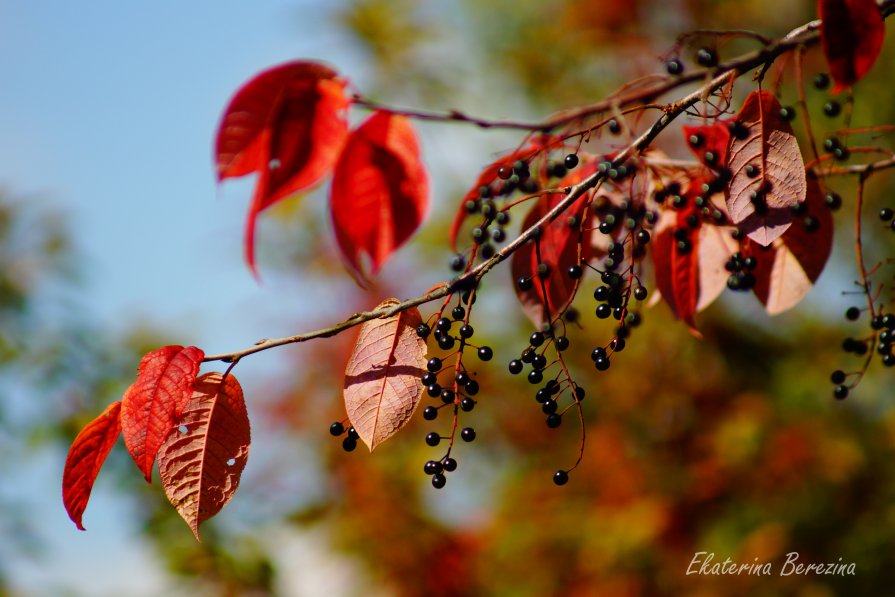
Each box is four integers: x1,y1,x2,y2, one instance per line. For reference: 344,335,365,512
449,136,561,251
215,61,350,276
750,177,833,314
343,299,428,450
120,345,204,482
726,91,806,246
511,192,592,328
62,401,122,531
330,111,429,283
819,0,885,92
158,373,250,540
683,122,731,170
651,179,734,334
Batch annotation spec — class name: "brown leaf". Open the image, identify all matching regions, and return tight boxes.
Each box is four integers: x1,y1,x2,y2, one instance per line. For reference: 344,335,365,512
750,177,833,314
157,373,250,540
343,299,427,451
726,91,807,246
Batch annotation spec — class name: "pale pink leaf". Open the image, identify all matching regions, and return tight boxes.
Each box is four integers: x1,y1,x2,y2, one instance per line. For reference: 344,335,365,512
750,177,833,314
726,91,807,246
343,299,427,451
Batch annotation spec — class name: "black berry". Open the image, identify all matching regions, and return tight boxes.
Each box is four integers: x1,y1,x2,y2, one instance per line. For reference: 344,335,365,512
431,473,447,489
779,106,796,121
460,427,476,442
813,72,831,90
564,153,579,170
423,406,438,420
425,432,441,446
553,470,569,486
665,58,684,75
508,359,523,374
478,346,493,361
449,254,466,272
329,422,345,436
696,47,718,67
824,192,842,210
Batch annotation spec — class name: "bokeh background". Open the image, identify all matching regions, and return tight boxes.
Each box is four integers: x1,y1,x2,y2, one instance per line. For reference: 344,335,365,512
2,1,895,595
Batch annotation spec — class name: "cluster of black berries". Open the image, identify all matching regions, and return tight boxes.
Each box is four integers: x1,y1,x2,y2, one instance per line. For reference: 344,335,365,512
328,421,360,452
508,330,554,386
835,310,895,399
460,196,512,262
774,73,840,124
422,453,459,489
424,416,475,489
592,184,656,264
593,270,629,321
823,137,850,162
725,252,757,291
654,177,730,227
416,307,491,488
871,313,895,368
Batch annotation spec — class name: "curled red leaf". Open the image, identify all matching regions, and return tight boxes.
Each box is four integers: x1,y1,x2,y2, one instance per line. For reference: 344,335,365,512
652,179,735,334
726,91,806,246
158,373,250,541
343,299,428,451
215,61,350,276
62,401,122,531
819,0,885,92
120,345,204,482
330,111,429,283
511,192,592,329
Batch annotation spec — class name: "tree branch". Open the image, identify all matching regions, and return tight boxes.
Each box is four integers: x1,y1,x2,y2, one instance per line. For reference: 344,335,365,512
204,3,895,364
